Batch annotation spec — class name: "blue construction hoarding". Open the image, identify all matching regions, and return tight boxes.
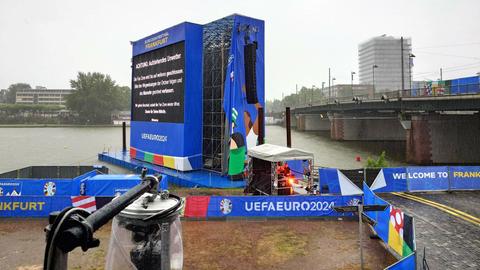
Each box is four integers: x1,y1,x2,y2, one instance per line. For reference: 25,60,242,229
450,75,480,94
130,22,203,171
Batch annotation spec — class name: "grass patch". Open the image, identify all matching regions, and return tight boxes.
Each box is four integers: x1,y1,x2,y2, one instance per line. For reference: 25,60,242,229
256,230,308,267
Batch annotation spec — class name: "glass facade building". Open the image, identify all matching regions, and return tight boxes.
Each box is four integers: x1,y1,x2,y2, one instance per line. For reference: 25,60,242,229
358,35,412,93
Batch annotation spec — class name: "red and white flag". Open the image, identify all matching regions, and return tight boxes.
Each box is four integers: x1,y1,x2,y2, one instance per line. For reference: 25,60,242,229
71,196,97,213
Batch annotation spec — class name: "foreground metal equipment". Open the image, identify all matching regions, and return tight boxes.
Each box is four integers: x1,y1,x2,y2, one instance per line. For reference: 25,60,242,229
44,168,183,270
105,189,183,270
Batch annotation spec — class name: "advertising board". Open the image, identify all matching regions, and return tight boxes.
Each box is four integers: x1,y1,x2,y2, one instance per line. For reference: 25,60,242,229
130,23,203,171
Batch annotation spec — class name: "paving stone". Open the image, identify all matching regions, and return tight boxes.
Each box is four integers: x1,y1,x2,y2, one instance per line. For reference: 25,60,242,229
379,193,480,270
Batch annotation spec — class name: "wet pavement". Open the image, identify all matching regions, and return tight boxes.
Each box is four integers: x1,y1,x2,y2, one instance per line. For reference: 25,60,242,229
380,191,480,270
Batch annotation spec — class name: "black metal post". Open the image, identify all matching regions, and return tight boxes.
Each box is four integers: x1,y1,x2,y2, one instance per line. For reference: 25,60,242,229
328,68,331,102
358,202,364,270
286,107,291,148
401,37,405,94
258,107,264,145
122,121,127,152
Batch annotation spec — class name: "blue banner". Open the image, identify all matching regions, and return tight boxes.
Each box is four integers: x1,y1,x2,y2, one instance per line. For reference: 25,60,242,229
370,168,407,192
370,166,480,192
0,180,23,196
0,179,74,196
132,22,187,57
386,252,416,270
319,168,341,193
449,166,480,190
407,166,449,191
205,195,361,217
363,183,390,243
222,15,265,176
85,175,141,196
0,196,72,217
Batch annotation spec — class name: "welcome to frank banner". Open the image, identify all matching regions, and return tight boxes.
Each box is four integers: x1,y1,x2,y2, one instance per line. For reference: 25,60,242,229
369,166,480,192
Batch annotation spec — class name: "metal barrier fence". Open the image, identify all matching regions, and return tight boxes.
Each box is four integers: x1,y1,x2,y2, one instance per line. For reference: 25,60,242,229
270,83,480,110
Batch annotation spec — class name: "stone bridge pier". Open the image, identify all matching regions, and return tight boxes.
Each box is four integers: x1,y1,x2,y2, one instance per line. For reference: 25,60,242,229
406,113,480,164
330,113,406,141
296,114,331,131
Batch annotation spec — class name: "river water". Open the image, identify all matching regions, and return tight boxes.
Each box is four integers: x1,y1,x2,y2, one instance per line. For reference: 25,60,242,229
0,125,405,173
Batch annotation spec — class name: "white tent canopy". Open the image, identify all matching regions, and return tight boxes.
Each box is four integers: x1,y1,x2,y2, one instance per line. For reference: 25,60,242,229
247,143,314,162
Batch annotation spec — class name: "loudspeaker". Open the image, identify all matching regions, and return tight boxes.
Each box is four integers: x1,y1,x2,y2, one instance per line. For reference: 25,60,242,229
244,43,258,104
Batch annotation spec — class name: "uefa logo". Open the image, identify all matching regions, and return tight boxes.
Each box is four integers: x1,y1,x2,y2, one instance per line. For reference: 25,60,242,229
43,182,56,196
348,198,360,206
220,198,233,215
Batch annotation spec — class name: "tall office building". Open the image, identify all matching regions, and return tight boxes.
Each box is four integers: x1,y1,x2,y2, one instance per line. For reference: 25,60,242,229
358,35,412,92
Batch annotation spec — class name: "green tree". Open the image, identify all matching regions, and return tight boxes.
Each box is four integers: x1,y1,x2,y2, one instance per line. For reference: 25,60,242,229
6,83,31,103
66,72,129,124
365,151,389,168
117,86,131,110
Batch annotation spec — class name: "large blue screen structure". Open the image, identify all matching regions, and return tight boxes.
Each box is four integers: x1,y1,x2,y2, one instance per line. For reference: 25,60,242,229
130,22,203,171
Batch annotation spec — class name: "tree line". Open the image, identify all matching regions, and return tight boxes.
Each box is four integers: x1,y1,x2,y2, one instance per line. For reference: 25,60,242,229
266,86,326,114
1,72,130,124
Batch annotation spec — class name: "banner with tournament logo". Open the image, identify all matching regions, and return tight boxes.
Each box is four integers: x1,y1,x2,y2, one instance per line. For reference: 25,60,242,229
184,195,361,218
0,179,74,196
0,181,23,196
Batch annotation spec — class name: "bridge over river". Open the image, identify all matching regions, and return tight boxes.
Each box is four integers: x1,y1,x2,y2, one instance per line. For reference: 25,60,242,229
275,89,480,165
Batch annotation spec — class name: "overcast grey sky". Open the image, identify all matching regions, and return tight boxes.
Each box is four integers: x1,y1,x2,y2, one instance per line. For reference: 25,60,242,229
1,0,479,100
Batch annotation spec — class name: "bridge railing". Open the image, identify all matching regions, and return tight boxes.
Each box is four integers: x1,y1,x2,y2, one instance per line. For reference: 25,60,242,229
291,83,480,109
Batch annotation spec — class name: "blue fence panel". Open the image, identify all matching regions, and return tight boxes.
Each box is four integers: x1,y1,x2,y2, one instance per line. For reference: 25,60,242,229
205,195,361,218
371,168,408,192
287,160,308,180
85,175,142,196
0,179,74,196
363,183,390,243
450,76,479,94
386,252,416,270
449,166,480,190
0,196,72,217
319,168,340,193
407,166,449,191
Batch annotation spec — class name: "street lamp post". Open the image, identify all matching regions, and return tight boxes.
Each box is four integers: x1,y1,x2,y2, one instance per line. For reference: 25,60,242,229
351,71,356,95
409,54,415,95
322,82,325,102
372,65,378,94
311,85,315,105
328,68,331,102
332,77,336,98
